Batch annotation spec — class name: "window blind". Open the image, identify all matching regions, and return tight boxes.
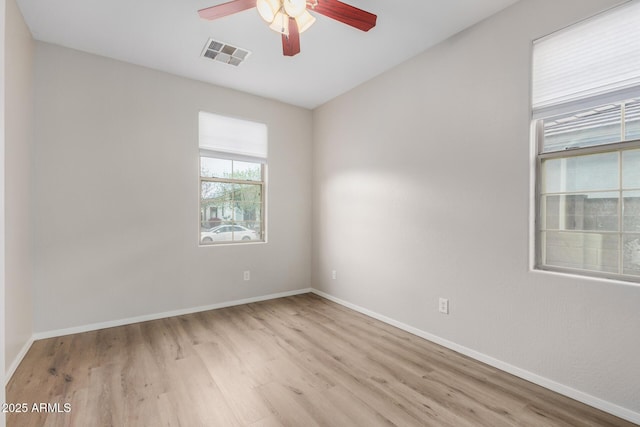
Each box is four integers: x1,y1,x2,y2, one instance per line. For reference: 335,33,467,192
199,111,268,163
532,1,640,118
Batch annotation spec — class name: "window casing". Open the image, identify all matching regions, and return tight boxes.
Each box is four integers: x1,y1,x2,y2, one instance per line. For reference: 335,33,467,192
536,107,640,280
199,112,267,245
533,2,640,282
200,157,265,245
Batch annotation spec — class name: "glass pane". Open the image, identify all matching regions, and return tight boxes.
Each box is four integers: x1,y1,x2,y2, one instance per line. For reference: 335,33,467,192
623,234,640,276
200,157,231,178
542,193,619,232
201,182,234,230
542,152,619,193
201,181,228,200
233,183,262,225
622,149,640,189
233,161,262,181
623,191,640,232
542,231,619,273
200,182,263,244
543,103,621,152
625,99,640,141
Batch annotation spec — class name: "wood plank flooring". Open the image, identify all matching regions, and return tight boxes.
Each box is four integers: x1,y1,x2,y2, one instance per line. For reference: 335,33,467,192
6,293,636,426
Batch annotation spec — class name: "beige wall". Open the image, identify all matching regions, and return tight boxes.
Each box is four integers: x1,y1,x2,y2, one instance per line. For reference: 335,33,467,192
32,42,312,332
4,0,33,374
312,0,639,418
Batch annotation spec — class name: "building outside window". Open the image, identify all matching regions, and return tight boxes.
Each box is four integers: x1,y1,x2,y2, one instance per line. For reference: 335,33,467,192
199,111,267,245
532,1,640,282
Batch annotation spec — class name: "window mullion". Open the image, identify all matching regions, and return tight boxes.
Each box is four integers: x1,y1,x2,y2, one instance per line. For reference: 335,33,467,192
619,151,624,275
539,138,640,160
201,176,262,186
621,101,627,141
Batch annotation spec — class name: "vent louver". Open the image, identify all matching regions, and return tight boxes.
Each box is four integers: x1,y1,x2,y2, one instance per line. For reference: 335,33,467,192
201,39,250,66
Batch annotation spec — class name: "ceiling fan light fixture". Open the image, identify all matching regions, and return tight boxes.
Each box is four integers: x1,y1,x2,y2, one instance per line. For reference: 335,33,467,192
269,11,290,35
296,10,316,33
198,0,377,57
283,0,306,18
256,0,280,23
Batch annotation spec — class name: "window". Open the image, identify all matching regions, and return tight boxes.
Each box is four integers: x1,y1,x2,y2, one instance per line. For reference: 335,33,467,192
199,112,267,245
533,2,640,281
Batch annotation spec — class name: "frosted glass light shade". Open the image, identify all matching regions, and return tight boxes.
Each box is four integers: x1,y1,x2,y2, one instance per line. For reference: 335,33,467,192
296,10,315,33
257,0,280,23
269,11,289,35
283,0,306,18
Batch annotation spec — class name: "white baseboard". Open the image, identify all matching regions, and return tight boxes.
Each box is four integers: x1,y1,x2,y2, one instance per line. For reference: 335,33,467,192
5,336,34,386
33,288,313,341
310,289,640,425
4,288,312,386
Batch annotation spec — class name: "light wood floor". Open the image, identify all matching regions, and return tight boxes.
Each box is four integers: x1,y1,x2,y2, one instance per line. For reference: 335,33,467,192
6,293,635,426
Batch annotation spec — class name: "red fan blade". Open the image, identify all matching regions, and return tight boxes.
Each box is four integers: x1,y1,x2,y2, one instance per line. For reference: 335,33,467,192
310,0,377,32
198,0,256,20
282,17,301,56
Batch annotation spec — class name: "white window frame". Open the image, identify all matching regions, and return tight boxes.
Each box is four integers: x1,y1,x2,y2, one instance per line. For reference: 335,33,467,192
198,112,267,246
535,129,640,283
531,2,640,283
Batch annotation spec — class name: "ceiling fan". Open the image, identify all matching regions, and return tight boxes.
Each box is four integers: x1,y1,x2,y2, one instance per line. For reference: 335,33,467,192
198,0,377,57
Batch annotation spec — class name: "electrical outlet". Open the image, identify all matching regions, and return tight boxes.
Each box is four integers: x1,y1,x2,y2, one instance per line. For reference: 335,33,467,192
439,298,449,314
331,270,337,280
243,271,250,281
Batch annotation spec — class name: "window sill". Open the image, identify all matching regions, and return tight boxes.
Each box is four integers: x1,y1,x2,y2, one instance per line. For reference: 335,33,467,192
530,265,640,287
199,240,267,248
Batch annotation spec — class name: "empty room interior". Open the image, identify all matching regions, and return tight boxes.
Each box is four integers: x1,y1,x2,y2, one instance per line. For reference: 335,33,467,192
2,0,640,425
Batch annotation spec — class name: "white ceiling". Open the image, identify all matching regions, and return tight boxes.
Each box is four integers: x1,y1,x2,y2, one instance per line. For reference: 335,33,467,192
16,0,519,109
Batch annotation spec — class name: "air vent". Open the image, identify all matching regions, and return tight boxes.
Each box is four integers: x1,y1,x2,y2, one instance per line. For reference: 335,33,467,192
202,39,251,66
